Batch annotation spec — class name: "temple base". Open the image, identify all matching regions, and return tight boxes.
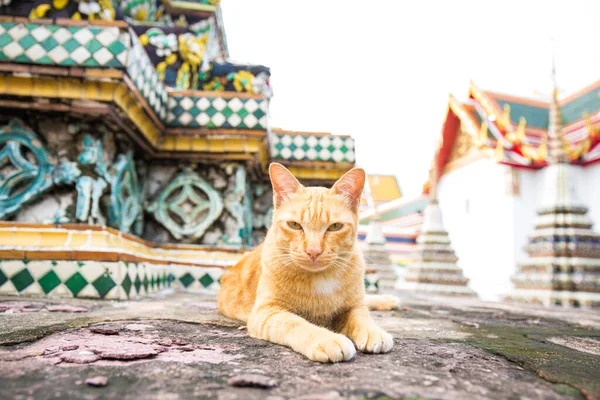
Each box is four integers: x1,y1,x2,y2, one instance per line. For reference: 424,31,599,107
396,281,477,296
506,289,600,308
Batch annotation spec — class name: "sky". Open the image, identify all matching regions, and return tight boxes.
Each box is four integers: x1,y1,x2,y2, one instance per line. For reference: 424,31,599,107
220,0,600,198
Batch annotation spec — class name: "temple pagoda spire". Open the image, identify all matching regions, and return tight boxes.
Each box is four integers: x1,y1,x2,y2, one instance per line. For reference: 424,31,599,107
397,159,476,297
546,52,568,164
508,52,600,308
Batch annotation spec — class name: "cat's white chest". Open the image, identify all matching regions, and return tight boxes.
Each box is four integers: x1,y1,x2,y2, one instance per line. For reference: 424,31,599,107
313,277,340,296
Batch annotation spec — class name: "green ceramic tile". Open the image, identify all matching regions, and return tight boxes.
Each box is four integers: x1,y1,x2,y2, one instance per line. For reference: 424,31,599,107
206,106,218,117
107,41,126,55
62,38,81,53
143,275,149,292
65,272,88,296
122,273,132,296
0,268,8,287
0,33,12,48
237,108,249,118
179,272,194,288
92,273,116,298
85,38,103,54
222,107,233,117
18,35,36,50
38,270,61,294
134,274,142,294
81,57,98,67
11,268,35,292
253,109,266,119
199,274,214,288
40,36,58,51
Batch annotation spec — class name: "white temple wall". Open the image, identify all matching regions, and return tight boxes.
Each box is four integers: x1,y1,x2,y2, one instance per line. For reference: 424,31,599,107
437,159,515,301
512,168,540,269
583,162,600,231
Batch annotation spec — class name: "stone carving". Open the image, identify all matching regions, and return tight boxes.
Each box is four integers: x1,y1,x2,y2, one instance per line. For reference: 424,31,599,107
106,153,144,235
0,120,79,218
74,134,110,223
147,168,223,240
223,165,248,245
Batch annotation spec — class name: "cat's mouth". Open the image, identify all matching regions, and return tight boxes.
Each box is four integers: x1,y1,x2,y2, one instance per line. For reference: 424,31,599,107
297,263,330,273
295,257,334,273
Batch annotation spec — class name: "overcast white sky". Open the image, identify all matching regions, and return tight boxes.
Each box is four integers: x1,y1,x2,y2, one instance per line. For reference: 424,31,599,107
221,0,600,198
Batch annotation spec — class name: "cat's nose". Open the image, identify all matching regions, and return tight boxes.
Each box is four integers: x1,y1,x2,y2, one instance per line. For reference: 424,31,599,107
306,247,322,262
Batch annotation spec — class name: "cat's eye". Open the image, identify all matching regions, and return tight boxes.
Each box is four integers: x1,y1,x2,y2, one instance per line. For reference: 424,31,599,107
287,221,303,230
327,223,343,232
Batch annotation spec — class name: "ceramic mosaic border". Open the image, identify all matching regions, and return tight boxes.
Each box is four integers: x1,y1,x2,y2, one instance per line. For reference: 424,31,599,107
0,260,172,300
0,22,129,68
270,133,356,164
0,259,225,300
167,94,268,130
127,32,168,121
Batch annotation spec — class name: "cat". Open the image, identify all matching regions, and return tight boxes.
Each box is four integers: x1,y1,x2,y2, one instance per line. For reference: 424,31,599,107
218,162,398,363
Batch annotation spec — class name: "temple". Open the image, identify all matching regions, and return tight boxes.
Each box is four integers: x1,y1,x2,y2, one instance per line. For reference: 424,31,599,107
419,69,600,305
0,1,356,299
397,164,476,296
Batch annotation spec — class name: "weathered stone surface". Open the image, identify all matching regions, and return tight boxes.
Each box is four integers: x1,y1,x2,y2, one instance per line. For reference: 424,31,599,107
59,351,100,364
0,293,597,399
228,374,278,388
90,323,122,335
47,305,91,313
85,376,108,387
546,336,600,356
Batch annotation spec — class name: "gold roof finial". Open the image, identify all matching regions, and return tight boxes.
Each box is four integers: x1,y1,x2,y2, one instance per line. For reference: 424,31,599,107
546,39,569,164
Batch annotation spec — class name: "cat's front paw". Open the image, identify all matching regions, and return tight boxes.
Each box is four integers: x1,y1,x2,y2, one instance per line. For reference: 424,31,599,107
351,326,394,354
305,334,356,363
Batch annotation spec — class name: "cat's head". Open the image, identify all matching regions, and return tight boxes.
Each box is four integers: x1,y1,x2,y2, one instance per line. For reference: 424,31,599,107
267,162,365,273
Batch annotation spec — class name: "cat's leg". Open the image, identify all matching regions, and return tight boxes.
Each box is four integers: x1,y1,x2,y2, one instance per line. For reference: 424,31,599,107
334,305,394,354
248,305,356,363
364,294,401,311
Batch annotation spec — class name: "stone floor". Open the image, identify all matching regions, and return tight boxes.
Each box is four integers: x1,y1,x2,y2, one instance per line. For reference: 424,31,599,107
0,291,599,400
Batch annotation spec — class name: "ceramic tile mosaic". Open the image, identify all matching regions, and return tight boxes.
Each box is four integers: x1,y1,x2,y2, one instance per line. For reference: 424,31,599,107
0,22,129,68
127,33,168,121
171,265,223,292
0,260,173,300
167,95,268,130
269,133,356,163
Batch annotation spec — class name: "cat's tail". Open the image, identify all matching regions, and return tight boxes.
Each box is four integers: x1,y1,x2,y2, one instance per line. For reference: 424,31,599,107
364,294,401,311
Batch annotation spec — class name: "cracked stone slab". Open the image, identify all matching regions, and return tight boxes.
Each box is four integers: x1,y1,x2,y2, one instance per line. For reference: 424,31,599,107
0,319,576,400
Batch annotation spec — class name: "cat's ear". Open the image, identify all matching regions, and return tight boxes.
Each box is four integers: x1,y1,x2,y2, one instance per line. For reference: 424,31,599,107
269,163,302,208
331,168,366,212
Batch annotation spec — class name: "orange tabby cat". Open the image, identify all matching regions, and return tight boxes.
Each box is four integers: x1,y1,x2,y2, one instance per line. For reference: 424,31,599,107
218,163,397,363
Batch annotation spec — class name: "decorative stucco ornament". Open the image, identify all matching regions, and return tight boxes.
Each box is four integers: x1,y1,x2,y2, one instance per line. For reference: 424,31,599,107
0,119,79,218
147,168,223,240
105,153,143,234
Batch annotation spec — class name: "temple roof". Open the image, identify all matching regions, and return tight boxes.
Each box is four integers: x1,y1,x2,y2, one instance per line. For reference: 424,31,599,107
422,80,600,193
